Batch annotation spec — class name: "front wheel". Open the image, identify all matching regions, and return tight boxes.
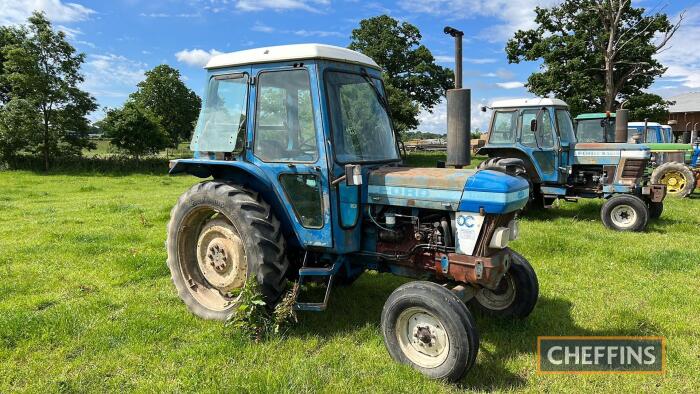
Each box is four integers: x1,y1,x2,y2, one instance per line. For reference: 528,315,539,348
600,194,649,232
381,281,479,382
469,250,539,319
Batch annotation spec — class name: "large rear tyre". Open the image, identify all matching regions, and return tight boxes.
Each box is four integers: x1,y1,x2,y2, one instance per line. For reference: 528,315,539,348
469,250,538,319
651,162,696,198
167,181,289,321
381,281,479,382
600,194,649,232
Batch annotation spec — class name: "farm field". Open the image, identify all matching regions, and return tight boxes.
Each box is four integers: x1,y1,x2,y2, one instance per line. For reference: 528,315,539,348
0,154,699,393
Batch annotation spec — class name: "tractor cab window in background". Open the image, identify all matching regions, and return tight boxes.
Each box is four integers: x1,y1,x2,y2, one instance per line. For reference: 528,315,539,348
575,118,615,143
191,74,248,152
254,69,318,162
555,109,576,145
520,109,554,148
645,126,660,143
488,111,517,144
325,71,399,163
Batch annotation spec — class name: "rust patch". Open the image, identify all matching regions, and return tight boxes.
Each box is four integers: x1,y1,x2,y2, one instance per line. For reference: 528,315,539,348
369,166,475,190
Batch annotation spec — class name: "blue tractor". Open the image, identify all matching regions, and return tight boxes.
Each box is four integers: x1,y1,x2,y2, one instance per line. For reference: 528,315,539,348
478,99,666,231
167,44,536,381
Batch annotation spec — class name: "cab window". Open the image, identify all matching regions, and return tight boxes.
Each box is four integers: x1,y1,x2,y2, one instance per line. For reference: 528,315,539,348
489,111,517,143
254,69,318,163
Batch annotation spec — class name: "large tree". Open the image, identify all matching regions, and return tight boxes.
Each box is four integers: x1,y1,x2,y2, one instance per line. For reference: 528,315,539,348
350,15,453,134
1,12,96,170
129,64,201,147
505,0,683,115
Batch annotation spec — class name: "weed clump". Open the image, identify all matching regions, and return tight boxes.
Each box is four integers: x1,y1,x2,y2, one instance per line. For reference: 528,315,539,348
226,279,299,342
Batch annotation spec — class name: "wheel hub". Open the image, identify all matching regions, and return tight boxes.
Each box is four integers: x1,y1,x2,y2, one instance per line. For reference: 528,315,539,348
660,171,686,194
610,204,637,228
475,273,516,311
396,307,450,367
196,223,247,292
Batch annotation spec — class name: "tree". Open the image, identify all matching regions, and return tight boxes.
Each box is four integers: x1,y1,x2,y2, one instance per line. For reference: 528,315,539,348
506,0,683,115
129,64,201,147
99,102,169,160
626,92,672,124
2,12,96,170
350,15,453,134
0,26,25,105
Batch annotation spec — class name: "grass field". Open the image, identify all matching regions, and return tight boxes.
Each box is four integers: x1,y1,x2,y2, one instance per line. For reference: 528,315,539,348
1,154,699,392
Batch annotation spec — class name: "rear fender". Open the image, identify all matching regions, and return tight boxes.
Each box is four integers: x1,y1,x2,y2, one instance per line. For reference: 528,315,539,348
477,147,542,183
169,159,301,248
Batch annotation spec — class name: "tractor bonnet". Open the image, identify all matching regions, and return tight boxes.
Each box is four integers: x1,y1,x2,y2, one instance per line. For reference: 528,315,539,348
367,167,529,214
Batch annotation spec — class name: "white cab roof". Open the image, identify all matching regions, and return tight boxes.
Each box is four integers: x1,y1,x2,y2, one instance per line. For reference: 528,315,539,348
629,122,661,127
491,98,569,108
205,44,380,69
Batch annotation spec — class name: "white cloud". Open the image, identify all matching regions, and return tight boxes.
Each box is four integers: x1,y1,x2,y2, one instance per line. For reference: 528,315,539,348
139,12,200,18
235,0,330,12
398,0,562,42
252,22,342,38
175,48,224,67
417,98,493,133
0,0,95,26
252,22,275,33
654,6,700,90
496,81,525,89
82,53,146,100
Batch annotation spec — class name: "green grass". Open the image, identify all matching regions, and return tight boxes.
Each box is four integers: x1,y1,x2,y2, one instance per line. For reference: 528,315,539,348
1,157,699,392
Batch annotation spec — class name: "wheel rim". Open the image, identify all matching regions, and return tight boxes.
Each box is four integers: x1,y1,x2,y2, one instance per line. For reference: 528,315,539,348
177,207,248,312
659,170,687,194
395,307,450,368
610,204,637,229
475,273,516,311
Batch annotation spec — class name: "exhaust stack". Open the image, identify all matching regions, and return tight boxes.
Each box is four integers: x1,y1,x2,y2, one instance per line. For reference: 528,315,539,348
444,26,470,168
615,109,629,143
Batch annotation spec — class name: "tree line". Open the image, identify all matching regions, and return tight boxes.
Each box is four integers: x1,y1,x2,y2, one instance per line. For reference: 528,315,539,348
0,12,200,170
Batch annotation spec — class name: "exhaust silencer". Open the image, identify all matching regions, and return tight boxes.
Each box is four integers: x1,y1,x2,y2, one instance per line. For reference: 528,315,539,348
444,26,470,168
615,109,629,143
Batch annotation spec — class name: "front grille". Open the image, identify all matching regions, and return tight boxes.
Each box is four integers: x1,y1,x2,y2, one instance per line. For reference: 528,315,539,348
621,159,647,179
475,213,516,257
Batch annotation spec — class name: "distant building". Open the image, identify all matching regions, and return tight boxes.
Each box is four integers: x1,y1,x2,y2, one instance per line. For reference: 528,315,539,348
667,92,700,142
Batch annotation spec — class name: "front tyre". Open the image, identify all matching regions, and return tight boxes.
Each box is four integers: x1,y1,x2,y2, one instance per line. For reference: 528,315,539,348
167,181,289,321
648,201,663,220
469,250,539,319
381,281,479,382
600,194,649,232
651,162,696,198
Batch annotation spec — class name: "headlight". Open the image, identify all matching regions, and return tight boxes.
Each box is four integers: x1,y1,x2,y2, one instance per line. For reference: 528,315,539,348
508,219,519,241
489,227,511,249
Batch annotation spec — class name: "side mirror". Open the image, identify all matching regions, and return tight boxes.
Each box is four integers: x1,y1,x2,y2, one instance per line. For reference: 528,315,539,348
600,119,607,128
530,119,538,132
480,105,487,112
345,164,363,186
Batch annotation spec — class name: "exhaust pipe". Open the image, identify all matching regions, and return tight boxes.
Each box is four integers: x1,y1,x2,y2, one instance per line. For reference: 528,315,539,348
615,109,629,143
444,26,470,168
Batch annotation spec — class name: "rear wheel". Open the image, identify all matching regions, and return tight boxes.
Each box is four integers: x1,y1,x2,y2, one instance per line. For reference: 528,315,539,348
167,181,289,321
381,281,479,382
651,162,696,198
469,250,538,319
600,194,649,232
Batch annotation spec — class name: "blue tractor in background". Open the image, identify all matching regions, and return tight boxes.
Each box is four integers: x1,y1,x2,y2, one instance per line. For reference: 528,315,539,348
478,98,666,231
166,44,537,381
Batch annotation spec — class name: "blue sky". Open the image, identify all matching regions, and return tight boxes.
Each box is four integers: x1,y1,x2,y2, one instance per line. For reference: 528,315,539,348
2,0,697,132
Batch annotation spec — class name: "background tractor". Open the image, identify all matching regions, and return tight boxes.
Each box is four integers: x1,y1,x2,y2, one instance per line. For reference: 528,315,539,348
166,42,538,382
575,112,700,198
477,99,666,231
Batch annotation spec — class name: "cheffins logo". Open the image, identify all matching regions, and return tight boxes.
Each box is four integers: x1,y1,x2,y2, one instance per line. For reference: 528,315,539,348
457,215,475,228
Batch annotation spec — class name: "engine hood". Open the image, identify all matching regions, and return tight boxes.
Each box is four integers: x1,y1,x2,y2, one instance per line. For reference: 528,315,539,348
367,167,529,214
571,142,650,165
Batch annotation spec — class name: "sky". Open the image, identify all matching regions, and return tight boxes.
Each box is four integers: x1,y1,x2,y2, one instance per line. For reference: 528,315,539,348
1,0,698,132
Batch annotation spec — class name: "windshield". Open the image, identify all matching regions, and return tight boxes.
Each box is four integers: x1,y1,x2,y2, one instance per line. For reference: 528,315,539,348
191,74,248,152
325,71,399,163
576,118,615,143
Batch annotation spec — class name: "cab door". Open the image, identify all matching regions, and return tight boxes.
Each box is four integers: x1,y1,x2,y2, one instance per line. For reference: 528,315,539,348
519,108,559,183
246,64,332,248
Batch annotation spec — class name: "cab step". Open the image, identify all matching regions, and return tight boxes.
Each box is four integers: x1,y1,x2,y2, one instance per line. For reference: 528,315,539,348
293,255,342,312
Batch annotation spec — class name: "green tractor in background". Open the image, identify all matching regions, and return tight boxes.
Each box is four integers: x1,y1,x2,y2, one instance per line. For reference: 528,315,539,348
575,113,700,197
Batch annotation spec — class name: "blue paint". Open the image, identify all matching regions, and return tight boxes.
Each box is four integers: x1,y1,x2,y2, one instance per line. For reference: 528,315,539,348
459,170,529,213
